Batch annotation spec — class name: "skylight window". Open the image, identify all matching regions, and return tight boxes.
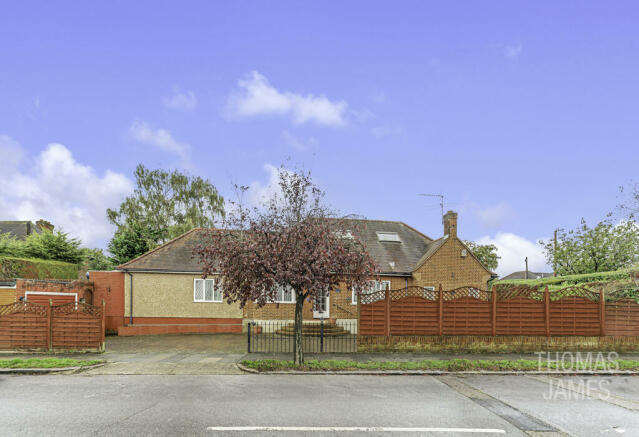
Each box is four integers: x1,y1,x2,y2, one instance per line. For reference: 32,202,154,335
377,232,400,242
334,230,354,239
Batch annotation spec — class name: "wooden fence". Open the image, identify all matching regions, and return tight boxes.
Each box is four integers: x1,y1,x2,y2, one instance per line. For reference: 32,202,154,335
359,285,639,337
0,300,105,351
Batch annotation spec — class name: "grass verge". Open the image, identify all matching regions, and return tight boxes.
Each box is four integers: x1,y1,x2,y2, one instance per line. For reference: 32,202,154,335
0,358,103,369
241,358,639,372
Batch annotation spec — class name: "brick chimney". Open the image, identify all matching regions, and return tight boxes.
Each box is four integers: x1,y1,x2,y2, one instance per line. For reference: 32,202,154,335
443,210,458,238
36,219,54,232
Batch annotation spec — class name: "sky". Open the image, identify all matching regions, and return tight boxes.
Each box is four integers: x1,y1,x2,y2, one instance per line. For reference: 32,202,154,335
1,1,638,276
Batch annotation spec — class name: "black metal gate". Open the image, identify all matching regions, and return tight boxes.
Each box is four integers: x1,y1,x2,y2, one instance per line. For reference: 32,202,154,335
247,320,357,353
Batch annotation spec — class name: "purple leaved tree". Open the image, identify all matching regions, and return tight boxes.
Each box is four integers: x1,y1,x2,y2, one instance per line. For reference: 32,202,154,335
195,167,377,364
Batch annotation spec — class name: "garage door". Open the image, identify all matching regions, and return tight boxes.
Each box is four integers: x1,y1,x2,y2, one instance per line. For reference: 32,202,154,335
25,292,77,305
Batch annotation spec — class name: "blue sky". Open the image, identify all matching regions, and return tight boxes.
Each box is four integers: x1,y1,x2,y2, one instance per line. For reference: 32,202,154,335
1,1,638,275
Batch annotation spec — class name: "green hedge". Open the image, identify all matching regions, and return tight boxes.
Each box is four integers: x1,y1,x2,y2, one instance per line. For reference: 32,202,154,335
495,269,631,289
0,256,79,280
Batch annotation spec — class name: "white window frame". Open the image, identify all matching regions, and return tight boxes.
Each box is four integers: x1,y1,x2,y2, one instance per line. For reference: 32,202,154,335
376,232,400,242
352,280,391,304
273,284,296,304
193,278,222,303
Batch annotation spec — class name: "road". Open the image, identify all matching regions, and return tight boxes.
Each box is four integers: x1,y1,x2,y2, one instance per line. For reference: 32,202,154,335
1,374,638,436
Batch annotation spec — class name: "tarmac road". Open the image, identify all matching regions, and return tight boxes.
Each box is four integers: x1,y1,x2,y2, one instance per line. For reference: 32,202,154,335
1,374,638,436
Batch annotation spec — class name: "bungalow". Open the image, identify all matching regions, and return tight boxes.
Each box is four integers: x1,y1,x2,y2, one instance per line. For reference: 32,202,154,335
112,211,494,335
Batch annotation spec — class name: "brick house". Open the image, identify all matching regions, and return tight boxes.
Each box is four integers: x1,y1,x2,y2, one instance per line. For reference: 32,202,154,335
244,211,495,329
108,210,492,335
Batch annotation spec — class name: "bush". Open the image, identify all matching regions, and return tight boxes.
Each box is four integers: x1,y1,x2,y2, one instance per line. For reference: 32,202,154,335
0,256,79,280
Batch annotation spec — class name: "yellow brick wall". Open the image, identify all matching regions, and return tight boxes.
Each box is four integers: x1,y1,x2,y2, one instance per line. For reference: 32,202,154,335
0,287,16,306
124,272,243,318
412,238,491,289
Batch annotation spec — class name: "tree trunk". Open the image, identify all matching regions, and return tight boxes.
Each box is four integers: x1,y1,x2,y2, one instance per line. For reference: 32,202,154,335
293,294,305,365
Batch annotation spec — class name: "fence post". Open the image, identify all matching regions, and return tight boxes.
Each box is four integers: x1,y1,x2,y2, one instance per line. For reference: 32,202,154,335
101,299,106,352
247,322,252,353
600,289,606,337
438,284,443,336
491,288,497,337
47,299,53,353
544,286,550,337
384,284,390,337
320,318,324,352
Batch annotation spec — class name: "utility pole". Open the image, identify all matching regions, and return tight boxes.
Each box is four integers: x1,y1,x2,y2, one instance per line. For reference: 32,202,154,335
419,193,444,223
525,256,529,279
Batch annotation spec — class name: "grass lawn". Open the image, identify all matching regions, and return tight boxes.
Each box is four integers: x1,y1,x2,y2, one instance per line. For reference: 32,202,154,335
0,358,104,369
241,358,639,372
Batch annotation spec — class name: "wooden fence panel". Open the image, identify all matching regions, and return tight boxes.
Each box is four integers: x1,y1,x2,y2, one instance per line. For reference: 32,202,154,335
605,299,639,337
389,296,439,335
51,302,103,350
0,302,48,350
442,296,492,335
549,297,600,336
496,297,546,335
359,300,386,336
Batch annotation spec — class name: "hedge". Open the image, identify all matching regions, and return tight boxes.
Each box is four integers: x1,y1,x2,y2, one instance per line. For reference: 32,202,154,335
0,256,79,280
495,269,631,288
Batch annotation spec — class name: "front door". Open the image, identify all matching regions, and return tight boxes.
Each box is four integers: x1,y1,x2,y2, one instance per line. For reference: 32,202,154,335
313,290,329,319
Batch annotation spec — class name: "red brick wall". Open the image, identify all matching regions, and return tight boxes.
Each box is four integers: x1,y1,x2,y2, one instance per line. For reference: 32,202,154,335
16,279,94,305
90,271,125,333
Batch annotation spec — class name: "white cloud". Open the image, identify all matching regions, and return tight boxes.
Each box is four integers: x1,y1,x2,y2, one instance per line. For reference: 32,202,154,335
0,136,133,247
504,42,523,59
129,121,190,162
0,134,24,168
281,130,317,151
477,232,550,277
163,86,197,111
227,71,348,126
476,202,515,228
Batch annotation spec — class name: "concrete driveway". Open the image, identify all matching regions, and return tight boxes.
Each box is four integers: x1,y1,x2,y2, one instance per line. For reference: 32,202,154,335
85,333,248,375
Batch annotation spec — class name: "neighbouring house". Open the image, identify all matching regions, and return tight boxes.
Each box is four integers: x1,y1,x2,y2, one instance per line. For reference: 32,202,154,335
107,210,493,335
500,271,554,280
0,219,54,240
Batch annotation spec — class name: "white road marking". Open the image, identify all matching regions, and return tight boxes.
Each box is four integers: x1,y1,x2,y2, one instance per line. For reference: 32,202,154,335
206,426,506,433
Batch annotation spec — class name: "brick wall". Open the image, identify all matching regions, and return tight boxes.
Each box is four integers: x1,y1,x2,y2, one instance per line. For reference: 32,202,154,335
412,238,491,289
15,278,94,304
90,271,125,333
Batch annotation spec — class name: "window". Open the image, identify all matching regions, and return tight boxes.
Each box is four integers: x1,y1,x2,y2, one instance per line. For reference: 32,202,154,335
273,285,295,303
376,232,400,242
423,286,436,300
352,280,391,304
194,278,222,302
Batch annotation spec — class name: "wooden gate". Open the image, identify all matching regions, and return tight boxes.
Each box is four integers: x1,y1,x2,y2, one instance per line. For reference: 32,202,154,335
0,300,105,351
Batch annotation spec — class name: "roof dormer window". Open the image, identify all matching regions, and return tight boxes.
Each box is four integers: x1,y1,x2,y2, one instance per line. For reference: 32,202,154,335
377,231,400,242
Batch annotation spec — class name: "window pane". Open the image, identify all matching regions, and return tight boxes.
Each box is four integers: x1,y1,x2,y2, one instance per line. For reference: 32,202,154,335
214,283,222,302
205,279,214,301
194,279,204,301
283,287,292,302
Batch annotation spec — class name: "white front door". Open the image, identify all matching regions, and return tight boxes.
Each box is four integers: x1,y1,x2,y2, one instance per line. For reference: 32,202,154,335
313,290,329,319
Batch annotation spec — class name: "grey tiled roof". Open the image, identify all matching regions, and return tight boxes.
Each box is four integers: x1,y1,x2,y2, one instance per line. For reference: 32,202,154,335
118,220,435,274
500,271,554,280
0,221,42,240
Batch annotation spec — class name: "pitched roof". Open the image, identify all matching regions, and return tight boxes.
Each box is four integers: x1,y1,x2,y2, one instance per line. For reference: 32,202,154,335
117,228,208,272
500,271,554,280
0,221,42,240
117,220,434,274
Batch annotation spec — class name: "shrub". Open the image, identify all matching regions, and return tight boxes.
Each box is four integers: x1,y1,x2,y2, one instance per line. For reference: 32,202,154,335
0,256,79,280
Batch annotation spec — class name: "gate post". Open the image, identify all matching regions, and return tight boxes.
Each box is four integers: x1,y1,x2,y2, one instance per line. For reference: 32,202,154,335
47,299,53,352
491,288,497,337
384,284,390,337
438,284,443,336
100,299,106,352
599,289,606,337
544,287,550,337
320,318,324,352
247,322,252,353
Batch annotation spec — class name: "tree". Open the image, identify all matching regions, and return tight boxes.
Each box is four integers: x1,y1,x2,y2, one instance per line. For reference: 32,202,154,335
22,230,83,264
540,216,639,275
107,223,163,266
107,164,224,248
618,181,639,220
195,167,378,364
81,248,114,271
464,241,500,271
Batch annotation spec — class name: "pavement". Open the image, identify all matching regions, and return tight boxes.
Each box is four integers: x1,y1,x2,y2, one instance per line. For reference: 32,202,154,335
1,373,639,436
